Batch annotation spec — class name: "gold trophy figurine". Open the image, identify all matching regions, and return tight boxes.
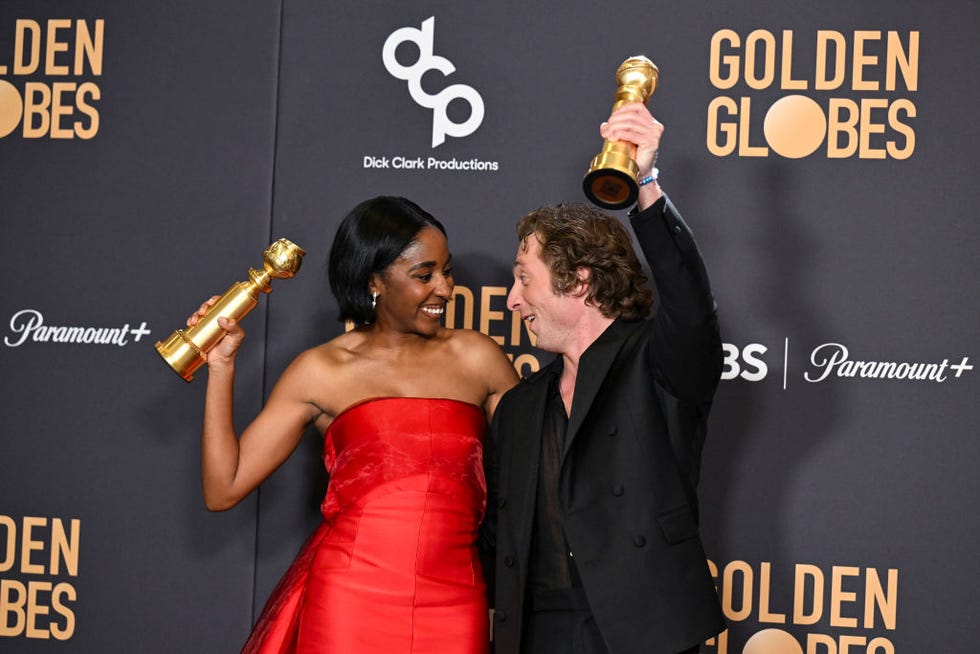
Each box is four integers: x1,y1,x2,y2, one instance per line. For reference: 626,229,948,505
583,55,659,210
155,238,306,382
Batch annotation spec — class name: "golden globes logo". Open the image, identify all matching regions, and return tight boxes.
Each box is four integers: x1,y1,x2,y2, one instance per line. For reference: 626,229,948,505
706,559,898,653
0,515,79,640
446,284,541,376
344,284,541,376
343,284,540,375
706,29,918,159
0,19,103,139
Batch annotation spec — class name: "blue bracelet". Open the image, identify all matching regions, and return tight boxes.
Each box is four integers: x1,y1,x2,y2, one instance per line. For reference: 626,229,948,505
638,167,659,186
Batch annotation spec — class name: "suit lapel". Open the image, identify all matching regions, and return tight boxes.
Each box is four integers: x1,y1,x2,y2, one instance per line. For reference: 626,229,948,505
508,362,556,569
563,319,634,462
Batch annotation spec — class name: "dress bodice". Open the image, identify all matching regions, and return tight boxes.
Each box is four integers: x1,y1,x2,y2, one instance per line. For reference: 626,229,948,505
321,397,487,525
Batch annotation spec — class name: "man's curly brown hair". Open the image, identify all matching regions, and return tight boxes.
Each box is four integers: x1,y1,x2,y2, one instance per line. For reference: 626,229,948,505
517,203,654,320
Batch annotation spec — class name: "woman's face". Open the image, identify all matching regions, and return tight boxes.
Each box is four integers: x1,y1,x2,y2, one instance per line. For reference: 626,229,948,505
371,226,454,336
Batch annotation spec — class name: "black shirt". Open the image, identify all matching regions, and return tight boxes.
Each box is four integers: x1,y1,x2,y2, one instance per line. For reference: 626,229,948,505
527,368,581,592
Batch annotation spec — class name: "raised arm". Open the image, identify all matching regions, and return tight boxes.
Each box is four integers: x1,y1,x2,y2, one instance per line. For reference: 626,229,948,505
189,300,319,511
603,103,721,400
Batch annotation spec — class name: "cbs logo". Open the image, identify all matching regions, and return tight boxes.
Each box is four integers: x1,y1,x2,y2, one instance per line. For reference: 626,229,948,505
722,342,768,382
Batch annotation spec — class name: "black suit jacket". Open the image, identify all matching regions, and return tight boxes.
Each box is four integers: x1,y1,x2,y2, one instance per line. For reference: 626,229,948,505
483,196,727,654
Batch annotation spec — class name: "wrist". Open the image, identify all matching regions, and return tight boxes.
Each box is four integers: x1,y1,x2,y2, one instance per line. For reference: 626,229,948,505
636,167,662,210
205,354,237,375
638,166,659,187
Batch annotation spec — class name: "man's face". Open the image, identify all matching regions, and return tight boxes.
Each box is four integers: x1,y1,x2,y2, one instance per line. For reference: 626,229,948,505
507,233,579,354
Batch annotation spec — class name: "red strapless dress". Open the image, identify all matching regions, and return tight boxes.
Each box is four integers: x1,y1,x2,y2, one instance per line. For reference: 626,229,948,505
242,397,489,654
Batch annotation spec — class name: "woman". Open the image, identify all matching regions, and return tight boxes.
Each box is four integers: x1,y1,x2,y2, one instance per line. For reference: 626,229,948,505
190,196,519,653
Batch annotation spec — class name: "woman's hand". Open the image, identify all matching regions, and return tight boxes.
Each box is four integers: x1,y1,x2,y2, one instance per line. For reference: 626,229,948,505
186,296,245,368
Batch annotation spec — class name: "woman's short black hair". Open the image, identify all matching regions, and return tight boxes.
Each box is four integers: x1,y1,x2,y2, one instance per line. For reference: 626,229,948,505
328,196,446,325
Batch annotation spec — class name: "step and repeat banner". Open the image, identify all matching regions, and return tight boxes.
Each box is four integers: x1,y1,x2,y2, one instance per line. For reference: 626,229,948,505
1,1,976,652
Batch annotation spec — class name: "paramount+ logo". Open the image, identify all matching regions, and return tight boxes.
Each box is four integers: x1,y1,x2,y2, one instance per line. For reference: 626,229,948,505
706,29,918,159
0,18,103,140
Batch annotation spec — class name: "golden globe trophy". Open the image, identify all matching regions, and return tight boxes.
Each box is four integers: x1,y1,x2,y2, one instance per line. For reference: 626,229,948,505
583,55,659,210
155,238,306,382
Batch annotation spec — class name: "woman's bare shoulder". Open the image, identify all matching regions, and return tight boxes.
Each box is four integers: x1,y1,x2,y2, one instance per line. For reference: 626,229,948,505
444,328,510,363
274,332,364,388
270,331,373,422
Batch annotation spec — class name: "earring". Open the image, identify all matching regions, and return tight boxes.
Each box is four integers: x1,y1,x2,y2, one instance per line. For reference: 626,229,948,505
371,292,378,310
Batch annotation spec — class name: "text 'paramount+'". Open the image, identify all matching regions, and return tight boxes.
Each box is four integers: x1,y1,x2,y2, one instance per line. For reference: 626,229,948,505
363,155,499,172
3,309,151,347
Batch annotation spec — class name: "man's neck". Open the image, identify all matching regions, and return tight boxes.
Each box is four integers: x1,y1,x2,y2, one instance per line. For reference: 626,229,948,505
558,313,616,414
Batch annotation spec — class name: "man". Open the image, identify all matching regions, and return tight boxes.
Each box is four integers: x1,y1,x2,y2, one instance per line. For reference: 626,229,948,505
485,103,726,654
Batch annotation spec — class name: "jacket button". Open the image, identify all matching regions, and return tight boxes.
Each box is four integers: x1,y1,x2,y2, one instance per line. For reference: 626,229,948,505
504,555,516,567
633,534,647,547
498,497,507,509
611,484,624,496
496,610,508,622
607,423,617,436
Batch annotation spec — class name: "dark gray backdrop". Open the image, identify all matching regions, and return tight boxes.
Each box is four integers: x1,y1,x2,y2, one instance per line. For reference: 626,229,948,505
1,1,976,652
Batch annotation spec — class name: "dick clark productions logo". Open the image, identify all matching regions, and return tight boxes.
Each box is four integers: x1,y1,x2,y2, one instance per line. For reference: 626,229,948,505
382,17,484,148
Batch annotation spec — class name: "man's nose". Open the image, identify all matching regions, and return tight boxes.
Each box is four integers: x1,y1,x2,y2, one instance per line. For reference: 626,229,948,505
506,284,520,311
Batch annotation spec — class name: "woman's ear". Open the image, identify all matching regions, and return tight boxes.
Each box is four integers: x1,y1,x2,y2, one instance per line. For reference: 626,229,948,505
368,273,383,296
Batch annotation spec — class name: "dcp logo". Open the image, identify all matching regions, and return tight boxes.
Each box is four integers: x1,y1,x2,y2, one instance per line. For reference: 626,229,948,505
382,17,484,148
